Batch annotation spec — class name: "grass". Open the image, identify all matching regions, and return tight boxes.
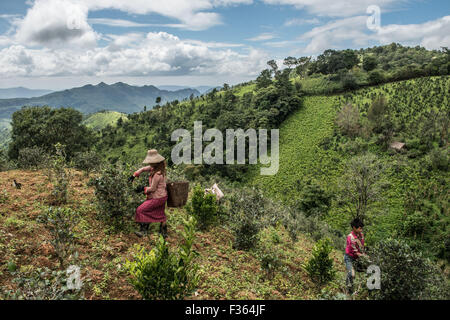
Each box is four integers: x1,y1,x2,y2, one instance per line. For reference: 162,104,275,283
82,111,128,131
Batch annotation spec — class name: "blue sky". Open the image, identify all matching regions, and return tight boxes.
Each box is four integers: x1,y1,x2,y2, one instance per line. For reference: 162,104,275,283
0,0,449,90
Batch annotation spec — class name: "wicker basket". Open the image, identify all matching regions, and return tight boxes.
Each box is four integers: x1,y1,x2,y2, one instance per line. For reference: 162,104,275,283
166,181,189,208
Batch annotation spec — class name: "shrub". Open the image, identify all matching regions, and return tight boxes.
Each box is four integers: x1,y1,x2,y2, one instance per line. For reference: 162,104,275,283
294,178,331,217
185,184,218,230
428,148,448,171
340,73,359,91
228,188,267,250
48,143,71,205
335,103,361,138
369,239,449,300
257,246,283,280
72,150,103,176
88,163,141,231
1,267,82,300
124,216,199,300
37,207,80,268
305,238,336,286
368,70,385,85
17,146,50,170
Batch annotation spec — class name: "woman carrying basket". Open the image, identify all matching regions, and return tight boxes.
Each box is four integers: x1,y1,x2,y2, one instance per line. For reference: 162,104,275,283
128,149,168,238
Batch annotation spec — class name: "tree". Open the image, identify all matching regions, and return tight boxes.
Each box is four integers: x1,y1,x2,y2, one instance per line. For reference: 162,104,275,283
8,106,95,160
368,95,388,133
283,56,298,69
368,70,385,84
155,97,162,104
256,69,273,89
363,55,378,71
295,56,311,77
267,59,278,75
339,153,385,222
336,103,361,137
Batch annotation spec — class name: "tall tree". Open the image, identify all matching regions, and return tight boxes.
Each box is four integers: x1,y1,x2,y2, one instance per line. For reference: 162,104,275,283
8,106,96,160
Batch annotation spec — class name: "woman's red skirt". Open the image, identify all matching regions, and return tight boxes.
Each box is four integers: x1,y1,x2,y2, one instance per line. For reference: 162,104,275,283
135,196,168,223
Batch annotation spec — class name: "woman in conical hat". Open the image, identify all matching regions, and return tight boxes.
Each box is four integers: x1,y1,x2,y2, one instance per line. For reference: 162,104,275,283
128,149,168,238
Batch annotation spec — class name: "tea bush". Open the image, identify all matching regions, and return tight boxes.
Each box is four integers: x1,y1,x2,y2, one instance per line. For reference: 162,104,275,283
17,146,50,170
227,188,267,250
185,184,218,230
257,245,283,279
48,143,71,205
37,207,80,267
72,150,103,176
88,163,141,231
305,238,336,286
124,216,199,300
369,238,449,300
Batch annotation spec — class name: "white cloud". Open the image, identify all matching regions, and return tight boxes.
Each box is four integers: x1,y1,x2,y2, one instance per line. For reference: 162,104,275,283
376,15,450,49
284,17,320,26
81,0,253,30
0,31,268,78
246,33,277,41
262,0,403,17
14,0,99,48
89,18,154,28
296,15,450,55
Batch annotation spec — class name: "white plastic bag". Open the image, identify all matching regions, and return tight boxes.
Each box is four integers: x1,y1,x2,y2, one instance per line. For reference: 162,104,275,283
205,183,224,201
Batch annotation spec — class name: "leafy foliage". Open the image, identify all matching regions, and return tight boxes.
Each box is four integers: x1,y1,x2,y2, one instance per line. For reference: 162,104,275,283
305,238,336,286
185,184,218,230
8,106,95,160
48,143,71,205
338,153,386,222
369,239,449,300
88,163,141,231
227,188,268,250
17,146,51,170
72,150,103,176
124,216,199,300
37,207,80,268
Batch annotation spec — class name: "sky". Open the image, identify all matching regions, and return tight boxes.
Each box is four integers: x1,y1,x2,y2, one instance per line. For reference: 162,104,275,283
0,0,449,90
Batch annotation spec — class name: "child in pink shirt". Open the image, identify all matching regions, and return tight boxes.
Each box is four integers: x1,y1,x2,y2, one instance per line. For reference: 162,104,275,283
344,218,366,293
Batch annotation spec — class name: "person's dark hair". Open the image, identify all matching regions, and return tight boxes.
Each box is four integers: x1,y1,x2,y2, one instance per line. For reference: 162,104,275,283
150,160,166,177
350,218,364,229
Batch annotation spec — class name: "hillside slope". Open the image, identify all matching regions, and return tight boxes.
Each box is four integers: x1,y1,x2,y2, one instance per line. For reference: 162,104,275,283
0,169,346,300
245,76,449,254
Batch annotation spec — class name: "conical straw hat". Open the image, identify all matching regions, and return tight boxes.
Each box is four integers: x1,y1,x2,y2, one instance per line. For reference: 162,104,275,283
142,149,165,164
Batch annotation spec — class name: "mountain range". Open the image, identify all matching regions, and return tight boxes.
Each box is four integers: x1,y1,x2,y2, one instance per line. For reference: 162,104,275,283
0,82,201,119
0,87,54,99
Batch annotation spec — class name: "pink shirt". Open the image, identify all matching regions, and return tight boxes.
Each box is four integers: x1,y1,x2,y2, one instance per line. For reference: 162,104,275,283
346,231,365,259
133,166,167,200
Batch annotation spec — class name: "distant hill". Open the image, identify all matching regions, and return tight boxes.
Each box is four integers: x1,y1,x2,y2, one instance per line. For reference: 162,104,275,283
0,87,53,99
0,82,201,119
82,111,128,131
157,85,213,94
